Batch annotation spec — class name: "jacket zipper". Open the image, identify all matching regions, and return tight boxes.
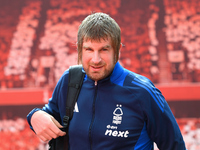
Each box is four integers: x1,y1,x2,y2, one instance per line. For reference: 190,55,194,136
89,81,98,150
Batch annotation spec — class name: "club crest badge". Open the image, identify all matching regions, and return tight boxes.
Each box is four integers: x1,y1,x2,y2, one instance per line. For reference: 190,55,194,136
112,104,123,125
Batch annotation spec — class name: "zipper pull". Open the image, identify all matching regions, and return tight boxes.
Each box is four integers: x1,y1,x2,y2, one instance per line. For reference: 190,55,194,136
95,81,97,86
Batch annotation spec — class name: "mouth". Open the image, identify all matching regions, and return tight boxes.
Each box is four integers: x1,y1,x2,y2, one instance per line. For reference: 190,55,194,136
90,65,103,72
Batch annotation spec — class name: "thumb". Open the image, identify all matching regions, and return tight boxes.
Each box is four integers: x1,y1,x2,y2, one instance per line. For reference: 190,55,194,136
51,116,63,128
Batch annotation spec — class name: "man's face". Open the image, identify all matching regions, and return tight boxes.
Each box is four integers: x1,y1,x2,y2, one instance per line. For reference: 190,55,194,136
81,38,116,82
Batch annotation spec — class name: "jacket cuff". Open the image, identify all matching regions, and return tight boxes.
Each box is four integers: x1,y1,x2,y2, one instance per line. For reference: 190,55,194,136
27,108,42,131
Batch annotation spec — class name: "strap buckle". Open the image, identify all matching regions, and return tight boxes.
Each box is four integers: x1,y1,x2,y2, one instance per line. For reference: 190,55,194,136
63,115,70,128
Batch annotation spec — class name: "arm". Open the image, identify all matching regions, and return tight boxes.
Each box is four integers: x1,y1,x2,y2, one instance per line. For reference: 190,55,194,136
142,84,186,150
27,70,69,142
133,74,186,149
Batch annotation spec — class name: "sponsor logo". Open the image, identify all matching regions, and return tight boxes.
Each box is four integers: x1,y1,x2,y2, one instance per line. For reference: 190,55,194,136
105,125,129,138
104,104,129,138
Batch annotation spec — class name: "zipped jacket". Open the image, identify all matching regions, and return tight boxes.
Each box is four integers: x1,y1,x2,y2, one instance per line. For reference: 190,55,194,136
27,62,186,150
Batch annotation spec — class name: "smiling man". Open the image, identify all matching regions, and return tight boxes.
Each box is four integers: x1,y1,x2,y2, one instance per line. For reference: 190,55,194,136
27,12,186,150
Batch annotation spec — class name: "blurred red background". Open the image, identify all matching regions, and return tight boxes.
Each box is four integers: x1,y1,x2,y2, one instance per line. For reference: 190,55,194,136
0,0,200,149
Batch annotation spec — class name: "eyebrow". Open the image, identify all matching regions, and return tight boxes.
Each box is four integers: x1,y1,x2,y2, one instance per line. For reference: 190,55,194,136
83,45,112,50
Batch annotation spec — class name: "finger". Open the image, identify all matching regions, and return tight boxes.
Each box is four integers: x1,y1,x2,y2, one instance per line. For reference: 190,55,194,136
51,116,63,128
50,125,66,137
37,126,62,141
38,133,51,142
49,118,66,137
50,117,66,136
46,127,65,139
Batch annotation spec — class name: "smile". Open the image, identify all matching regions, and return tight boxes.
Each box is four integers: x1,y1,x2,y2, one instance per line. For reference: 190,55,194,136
91,66,103,71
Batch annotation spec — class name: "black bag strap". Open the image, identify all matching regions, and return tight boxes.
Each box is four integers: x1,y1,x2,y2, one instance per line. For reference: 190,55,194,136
63,65,85,128
48,65,85,150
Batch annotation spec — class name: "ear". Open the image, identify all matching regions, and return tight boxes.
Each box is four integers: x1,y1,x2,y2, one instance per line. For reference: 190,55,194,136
119,43,123,54
117,43,123,61
120,43,123,50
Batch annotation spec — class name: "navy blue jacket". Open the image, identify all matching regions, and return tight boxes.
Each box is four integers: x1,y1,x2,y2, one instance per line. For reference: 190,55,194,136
27,62,186,150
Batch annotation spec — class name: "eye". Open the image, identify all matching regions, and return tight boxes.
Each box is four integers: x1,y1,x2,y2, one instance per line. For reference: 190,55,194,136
102,48,108,51
85,48,93,51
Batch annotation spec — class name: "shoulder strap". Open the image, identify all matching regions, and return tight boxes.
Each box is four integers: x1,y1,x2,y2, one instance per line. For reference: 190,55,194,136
63,65,85,128
48,65,85,150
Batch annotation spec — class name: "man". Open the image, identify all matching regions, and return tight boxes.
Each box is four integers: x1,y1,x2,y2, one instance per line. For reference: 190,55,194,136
27,12,186,150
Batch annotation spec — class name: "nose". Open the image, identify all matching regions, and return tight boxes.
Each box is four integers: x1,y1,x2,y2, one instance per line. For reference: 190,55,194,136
92,51,101,64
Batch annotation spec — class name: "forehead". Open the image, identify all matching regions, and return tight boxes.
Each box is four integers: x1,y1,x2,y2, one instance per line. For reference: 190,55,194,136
83,37,112,47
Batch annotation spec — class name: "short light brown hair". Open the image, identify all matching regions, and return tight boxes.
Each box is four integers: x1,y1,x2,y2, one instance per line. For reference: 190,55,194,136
77,12,121,64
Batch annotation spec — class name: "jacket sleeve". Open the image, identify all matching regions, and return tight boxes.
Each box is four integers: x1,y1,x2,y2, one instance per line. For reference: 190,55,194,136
27,69,69,131
139,79,186,150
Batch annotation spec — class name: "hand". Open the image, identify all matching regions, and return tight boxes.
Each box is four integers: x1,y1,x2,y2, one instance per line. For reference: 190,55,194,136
31,110,66,142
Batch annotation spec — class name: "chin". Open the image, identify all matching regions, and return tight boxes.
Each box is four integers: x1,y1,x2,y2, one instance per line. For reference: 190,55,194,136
88,73,104,81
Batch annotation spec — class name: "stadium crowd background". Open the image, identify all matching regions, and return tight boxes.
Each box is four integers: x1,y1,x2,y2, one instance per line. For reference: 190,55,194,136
0,0,200,149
